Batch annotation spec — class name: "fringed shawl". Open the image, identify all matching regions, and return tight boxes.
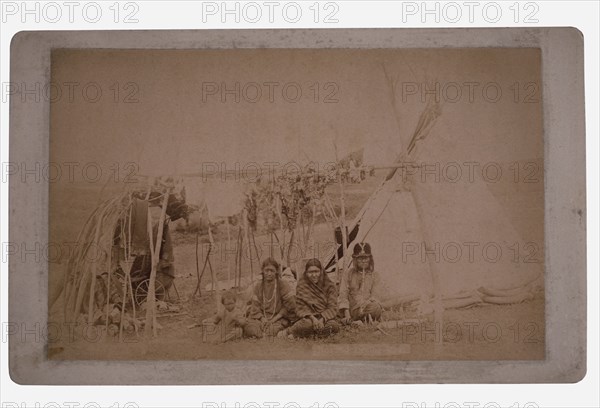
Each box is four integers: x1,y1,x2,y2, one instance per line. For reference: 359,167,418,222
295,270,338,321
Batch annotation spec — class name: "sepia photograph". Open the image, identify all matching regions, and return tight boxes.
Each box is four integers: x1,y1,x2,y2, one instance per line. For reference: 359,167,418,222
1,0,594,401
45,46,545,361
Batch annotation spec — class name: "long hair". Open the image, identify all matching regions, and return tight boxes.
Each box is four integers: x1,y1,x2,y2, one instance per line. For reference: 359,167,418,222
303,258,328,286
295,258,336,318
304,258,323,274
261,257,281,278
352,255,374,272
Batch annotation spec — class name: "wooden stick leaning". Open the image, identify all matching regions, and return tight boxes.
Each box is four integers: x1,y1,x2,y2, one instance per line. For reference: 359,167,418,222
118,260,129,342
238,226,244,287
333,139,349,283
251,230,260,266
235,226,243,288
63,205,101,321
226,220,231,288
194,232,201,297
127,266,138,336
206,214,220,307
377,64,445,334
244,216,254,283
118,205,133,342
75,195,121,322
85,206,110,324
104,228,113,334
145,189,170,337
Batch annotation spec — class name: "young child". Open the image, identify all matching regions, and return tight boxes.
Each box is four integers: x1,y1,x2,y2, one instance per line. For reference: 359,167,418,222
202,290,246,343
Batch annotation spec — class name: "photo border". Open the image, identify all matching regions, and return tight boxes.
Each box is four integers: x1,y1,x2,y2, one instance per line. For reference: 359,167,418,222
8,28,586,384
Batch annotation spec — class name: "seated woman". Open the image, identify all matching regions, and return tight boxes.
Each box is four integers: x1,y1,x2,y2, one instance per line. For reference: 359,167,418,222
244,257,296,338
281,258,340,338
339,242,383,324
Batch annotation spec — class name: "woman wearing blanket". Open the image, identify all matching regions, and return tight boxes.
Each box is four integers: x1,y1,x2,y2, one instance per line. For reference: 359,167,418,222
279,258,340,338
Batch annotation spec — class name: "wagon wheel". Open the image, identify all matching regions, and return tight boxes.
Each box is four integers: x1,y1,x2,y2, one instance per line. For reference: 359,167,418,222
134,278,167,306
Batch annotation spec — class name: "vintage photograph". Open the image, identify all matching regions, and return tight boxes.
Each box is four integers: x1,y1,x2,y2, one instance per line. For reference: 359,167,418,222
47,48,544,361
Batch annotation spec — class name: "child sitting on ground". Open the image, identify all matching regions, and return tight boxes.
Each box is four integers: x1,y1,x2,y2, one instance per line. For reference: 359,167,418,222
202,290,246,343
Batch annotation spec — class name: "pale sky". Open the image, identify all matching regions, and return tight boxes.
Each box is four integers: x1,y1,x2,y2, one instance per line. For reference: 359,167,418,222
50,48,542,178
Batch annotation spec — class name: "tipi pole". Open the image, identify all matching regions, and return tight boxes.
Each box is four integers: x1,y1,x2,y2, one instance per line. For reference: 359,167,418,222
411,184,444,347
333,140,349,281
381,63,443,327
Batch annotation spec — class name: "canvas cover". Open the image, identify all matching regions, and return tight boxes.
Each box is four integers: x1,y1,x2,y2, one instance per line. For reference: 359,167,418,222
336,168,542,301
331,104,544,301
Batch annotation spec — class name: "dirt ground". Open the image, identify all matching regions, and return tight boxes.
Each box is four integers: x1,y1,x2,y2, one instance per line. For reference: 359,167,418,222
48,173,545,361
49,293,544,361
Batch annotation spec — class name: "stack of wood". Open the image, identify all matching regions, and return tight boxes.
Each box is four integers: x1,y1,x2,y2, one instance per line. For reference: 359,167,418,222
62,181,181,340
63,191,135,327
